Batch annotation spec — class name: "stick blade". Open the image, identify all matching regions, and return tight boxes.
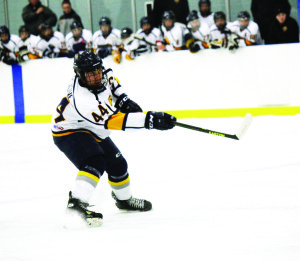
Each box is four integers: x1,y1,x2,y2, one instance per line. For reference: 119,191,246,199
236,113,253,140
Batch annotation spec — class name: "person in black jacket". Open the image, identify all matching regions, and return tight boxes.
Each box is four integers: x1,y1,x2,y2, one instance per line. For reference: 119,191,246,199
152,0,190,27
22,0,57,36
267,5,299,44
57,0,83,37
251,0,291,44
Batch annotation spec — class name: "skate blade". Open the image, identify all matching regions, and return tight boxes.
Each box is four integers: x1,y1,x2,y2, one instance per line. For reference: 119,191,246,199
64,211,103,229
86,217,103,227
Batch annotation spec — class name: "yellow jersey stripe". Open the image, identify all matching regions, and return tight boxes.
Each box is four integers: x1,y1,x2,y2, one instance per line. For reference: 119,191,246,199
52,130,102,142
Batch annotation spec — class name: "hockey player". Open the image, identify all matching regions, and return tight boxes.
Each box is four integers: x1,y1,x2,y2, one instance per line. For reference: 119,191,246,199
185,10,210,53
230,11,262,47
51,50,176,226
92,17,122,62
209,11,239,50
17,25,38,62
123,16,162,58
159,11,188,51
0,26,21,65
65,21,93,55
28,23,67,59
198,0,214,29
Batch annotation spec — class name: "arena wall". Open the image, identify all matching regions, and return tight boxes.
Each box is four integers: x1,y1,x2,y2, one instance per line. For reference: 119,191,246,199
1,43,300,124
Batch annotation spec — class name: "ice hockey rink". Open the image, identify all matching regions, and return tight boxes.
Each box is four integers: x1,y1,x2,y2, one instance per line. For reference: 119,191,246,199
0,115,300,261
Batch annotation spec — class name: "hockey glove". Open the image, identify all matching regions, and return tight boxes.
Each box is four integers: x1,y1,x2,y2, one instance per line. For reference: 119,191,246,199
145,111,176,130
73,41,86,53
115,94,143,113
97,47,111,58
189,42,201,53
43,45,58,58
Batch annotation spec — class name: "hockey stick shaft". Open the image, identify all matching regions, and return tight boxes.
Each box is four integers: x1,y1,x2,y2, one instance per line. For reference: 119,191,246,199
172,121,239,140
171,113,253,140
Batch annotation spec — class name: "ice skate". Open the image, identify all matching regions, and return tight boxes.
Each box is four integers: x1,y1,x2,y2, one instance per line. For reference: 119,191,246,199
66,191,103,227
111,191,152,211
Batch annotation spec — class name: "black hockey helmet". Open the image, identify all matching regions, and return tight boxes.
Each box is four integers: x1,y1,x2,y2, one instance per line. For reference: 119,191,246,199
237,11,250,20
162,10,175,21
41,23,52,31
99,17,111,27
18,25,29,34
121,27,133,39
74,50,103,75
140,16,153,27
214,11,226,22
74,50,105,92
0,25,10,43
0,25,10,35
199,0,211,6
186,10,199,23
70,20,83,30
40,23,53,40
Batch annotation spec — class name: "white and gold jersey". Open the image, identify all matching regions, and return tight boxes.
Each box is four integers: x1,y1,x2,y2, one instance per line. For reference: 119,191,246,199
28,31,66,57
188,22,210,49
161,22,188,51
0,34,21,60
126,27,162,54
92,28,122,52
197,12,215,29
230,20,262,47
209,23,239,48
51,69,146,140
65,29,93,51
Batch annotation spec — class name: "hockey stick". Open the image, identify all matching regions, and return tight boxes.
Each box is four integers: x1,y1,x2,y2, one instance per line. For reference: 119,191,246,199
171,113,253,140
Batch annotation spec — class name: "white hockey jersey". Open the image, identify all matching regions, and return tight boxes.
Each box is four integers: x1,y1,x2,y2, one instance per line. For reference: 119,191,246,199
28,31,66,58
230,20,262,47
188,22,210,49
93,28,122,52
198,12,215,29
160,22,188,51
209,23,238,48
17,34,38,61
51,69,146,140
125,27,162,55
65,28,93,51
0,34,21,60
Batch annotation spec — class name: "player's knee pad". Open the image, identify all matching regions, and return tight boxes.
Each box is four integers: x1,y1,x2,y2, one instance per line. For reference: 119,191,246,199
79,154,106,179
106,156,128,182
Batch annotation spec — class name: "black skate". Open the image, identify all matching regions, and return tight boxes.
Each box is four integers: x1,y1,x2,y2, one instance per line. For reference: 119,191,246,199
66,191,103,227
111,191,152,211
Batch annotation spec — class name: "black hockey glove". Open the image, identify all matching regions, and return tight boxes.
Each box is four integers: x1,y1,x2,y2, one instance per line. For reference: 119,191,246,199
73,41,86,54
189,42,201,53
43,45,58,58
97,47,111,58
115,94,143,113
145,111,176,130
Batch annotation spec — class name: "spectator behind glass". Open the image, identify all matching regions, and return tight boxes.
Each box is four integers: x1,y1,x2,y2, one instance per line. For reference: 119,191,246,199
22,0,57,36
152,0,190,27
267,5,299,45
197,0,214,29
57,0,83,37
251,0,291,44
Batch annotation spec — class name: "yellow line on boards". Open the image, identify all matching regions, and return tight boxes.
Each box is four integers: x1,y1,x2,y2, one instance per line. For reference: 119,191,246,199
1,107,300,124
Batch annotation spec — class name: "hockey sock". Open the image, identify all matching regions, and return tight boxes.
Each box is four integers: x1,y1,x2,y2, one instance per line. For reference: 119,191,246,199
72,171,100,203
108,174,131,200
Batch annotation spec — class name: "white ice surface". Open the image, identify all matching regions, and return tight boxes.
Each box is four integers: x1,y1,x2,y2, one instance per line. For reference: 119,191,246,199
1,115,300,261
